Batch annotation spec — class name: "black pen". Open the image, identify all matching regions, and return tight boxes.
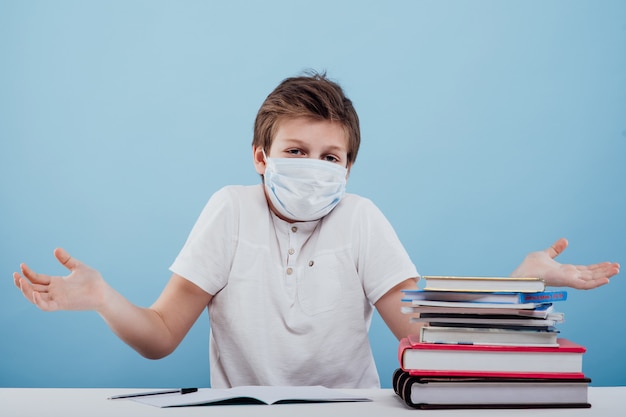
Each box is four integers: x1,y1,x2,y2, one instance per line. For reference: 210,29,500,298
108,387,198,400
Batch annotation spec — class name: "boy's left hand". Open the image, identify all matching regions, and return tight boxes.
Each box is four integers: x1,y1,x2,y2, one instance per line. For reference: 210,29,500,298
510,238,620,290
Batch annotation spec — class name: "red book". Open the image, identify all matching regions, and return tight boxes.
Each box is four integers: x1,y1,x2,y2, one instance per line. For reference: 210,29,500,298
399,334,586,379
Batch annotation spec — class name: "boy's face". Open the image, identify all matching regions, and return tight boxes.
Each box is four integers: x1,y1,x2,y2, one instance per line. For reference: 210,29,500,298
253,117,351,222
253,116,351,174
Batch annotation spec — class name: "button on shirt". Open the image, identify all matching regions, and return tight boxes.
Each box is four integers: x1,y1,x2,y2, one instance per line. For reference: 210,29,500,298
274,216,319,302
170,184,418,389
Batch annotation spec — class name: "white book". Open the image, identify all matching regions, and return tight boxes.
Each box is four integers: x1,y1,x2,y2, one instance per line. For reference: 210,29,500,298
419,325,560,347
410,316,561,328
423,276,545,293
399,372,590,408
409,299,540,309
401,304,561,319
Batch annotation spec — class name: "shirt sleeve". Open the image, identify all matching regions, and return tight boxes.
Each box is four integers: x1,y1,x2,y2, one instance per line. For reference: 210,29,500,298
169,186,238,295
352,197,419,303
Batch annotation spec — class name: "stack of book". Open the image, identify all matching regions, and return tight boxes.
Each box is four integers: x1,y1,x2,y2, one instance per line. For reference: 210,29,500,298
394,275,591,410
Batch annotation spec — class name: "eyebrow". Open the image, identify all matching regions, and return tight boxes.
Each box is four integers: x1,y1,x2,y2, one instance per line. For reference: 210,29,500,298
281,138,348,153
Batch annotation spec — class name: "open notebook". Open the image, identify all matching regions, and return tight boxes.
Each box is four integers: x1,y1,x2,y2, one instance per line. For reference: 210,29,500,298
124,386,372,407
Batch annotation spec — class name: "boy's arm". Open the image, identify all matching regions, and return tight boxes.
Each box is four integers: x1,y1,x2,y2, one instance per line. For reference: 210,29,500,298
375,278,423,340
376,238,620,341
103,273,211,359
13,248,212,359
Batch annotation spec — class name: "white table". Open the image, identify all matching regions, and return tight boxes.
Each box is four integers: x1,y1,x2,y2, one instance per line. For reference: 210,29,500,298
1,387,624,417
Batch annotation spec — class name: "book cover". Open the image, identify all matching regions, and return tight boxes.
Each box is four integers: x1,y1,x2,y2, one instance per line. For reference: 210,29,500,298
392,368,591,410
419,325,560,346
414,308,565,322
423,276,545,293
402,289,567,304
401,303,561,319
406,299,544,310
410,316,560,330
398,336,586,378
413,319,556,331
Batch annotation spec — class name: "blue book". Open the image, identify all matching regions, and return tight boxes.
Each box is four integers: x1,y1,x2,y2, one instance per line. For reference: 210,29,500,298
402,290,567,305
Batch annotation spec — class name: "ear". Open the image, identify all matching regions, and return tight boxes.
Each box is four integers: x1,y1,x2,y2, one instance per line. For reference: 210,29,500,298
252,145,266,175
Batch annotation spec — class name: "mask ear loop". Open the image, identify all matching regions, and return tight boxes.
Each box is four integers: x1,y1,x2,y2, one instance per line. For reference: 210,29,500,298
260,148,271,180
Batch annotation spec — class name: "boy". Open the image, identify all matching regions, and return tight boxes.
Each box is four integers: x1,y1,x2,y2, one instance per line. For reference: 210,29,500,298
13,72,620,389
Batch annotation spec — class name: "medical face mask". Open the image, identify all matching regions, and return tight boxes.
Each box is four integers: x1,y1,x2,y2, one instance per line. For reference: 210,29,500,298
263,151,348,222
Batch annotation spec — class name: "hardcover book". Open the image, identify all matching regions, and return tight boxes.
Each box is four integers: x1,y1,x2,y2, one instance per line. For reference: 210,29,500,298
406,299,542,310
401,303,562,319
398,335,586,378
392,368,591,410
402,289,567,304
410,315,561,330
419,325,560,346
422,276,545,293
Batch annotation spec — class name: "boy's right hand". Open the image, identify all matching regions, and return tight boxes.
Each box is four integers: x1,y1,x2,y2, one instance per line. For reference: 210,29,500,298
13,248,108,312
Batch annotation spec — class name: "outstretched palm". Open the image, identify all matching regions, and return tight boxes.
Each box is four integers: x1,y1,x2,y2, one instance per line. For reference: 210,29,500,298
13,248,106,311
510,238,620,290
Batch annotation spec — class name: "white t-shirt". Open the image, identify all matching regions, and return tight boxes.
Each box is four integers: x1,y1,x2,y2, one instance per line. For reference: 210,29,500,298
170,185,418,388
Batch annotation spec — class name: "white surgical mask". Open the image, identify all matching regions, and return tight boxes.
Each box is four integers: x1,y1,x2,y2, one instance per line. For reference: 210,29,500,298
263,150,348,222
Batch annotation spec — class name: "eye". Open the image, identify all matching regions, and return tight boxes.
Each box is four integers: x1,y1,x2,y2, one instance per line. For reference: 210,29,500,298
286,148,305,157
323,154,340,163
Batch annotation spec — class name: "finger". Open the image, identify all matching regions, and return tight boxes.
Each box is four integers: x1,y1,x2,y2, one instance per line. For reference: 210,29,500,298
19,263,51,285
32,291,58,312
14,271,59,309
574,263,621,289
13,272,25,292
30,283,50,293
545,238,568,259
575,262,620,279
14,272,37,304
13,272,21,288
54,247,81,272
589,262,620,279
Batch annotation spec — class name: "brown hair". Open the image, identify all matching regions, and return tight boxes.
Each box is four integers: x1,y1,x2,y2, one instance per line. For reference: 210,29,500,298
253,71,361,165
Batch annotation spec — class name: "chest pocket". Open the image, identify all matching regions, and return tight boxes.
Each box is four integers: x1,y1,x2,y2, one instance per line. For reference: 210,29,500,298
296,250,353,316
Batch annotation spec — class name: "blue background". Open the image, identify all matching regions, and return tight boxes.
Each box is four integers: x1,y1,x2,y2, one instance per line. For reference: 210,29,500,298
1,0,624,388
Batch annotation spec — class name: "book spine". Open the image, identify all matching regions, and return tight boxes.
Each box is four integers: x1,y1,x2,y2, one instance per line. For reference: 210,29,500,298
519,291,567,303
398,337,411,370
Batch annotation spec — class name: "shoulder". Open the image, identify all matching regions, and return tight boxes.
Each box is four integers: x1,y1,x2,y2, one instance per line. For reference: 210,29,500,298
211,184,264,199
333,193,385,218
207,184,265,208
194,184,266,225
322,193,391,232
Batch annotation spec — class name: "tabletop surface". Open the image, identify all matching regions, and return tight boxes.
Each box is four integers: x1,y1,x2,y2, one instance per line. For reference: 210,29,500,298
1,387,624,417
